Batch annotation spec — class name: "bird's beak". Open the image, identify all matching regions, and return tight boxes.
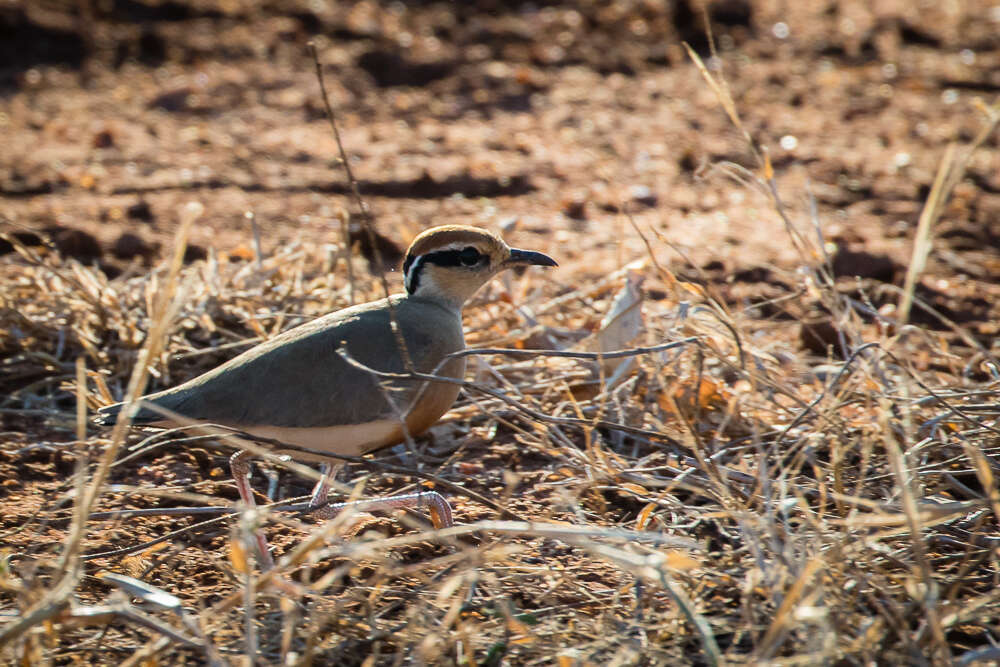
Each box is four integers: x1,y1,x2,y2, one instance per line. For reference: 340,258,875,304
505,248,558,268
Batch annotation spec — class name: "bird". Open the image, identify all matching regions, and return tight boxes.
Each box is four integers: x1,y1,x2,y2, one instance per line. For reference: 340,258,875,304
96,225,557,568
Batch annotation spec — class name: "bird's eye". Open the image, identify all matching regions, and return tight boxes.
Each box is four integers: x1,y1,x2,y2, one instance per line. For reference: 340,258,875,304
459,246,481,266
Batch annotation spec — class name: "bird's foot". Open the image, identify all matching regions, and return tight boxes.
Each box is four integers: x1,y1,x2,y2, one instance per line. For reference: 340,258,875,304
310,491,454,529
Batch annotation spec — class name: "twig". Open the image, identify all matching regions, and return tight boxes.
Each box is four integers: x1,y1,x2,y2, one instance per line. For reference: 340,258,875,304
899,100,1000,323
335,345,685,445
245,210,264,271
309,44,356,305
898,143,956,325
308,47,416,456
445,338,697,363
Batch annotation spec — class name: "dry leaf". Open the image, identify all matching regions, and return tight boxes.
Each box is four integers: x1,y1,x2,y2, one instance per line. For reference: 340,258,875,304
661,550,701,571
636,502,657,530
592,270,645,385
228,244,255,261
121,555,150,579
506,615,534,637
229,538,249,574
677,281,708,299
660,376,726,419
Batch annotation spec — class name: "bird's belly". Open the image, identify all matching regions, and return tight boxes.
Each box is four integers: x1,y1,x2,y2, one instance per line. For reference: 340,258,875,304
239,420,405,462
234,377,460,462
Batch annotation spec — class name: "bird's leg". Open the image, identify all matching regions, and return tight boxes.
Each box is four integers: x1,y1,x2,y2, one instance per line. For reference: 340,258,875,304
307,462,342,511
229,450,276,570
311,491,454,529
263,468,280,501
306,462,453,529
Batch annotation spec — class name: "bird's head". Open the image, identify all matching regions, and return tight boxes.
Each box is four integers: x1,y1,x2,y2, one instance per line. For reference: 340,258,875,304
402,225,557,308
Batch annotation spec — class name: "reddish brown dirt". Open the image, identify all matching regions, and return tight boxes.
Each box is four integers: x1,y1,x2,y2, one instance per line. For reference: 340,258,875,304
2,0,1000,664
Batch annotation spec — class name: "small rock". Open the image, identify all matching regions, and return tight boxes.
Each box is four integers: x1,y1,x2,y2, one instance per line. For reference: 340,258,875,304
138,28,167,65
799,315,841,356
498,215,520,232
44,226,102,263
561,196,588,221
92,128,115,149
127,200,154,223
183,244,208,263
629,184,658,208
148,87,192,112
831,247,898,282
98,262,123,279
678,150,699,173
349,223,404,273
731,266,772,283
111,232,155,262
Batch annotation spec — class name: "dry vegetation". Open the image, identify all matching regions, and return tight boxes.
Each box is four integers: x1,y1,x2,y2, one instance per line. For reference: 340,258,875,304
3,1,1000,665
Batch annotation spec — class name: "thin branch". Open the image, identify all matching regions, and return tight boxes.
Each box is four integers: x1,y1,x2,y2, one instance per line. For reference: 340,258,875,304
336,345,686,445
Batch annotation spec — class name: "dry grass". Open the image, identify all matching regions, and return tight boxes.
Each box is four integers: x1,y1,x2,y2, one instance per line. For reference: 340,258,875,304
3,66,1000,667
4,192,1000,665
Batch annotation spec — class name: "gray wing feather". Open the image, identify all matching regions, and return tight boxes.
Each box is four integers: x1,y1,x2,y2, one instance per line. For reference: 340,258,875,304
101,296,463,428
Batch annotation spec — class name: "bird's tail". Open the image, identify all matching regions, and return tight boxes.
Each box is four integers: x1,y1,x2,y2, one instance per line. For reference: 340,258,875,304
93,403,123,426
93,401,161,426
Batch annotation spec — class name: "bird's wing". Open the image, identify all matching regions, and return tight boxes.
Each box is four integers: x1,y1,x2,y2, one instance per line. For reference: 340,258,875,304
107,296,465,428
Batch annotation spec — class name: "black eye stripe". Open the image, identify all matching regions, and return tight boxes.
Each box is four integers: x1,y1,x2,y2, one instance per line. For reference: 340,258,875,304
404,247,484,294
459,246,481,265
424,248,482,267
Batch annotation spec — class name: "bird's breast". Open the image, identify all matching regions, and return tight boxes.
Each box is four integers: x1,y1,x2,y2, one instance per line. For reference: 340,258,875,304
402,355,466,438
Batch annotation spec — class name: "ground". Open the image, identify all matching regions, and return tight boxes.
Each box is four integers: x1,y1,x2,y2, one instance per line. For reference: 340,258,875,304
1,0,1000,665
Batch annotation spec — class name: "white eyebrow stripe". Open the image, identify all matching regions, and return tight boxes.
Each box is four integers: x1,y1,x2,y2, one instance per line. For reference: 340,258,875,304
404,254,426,293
